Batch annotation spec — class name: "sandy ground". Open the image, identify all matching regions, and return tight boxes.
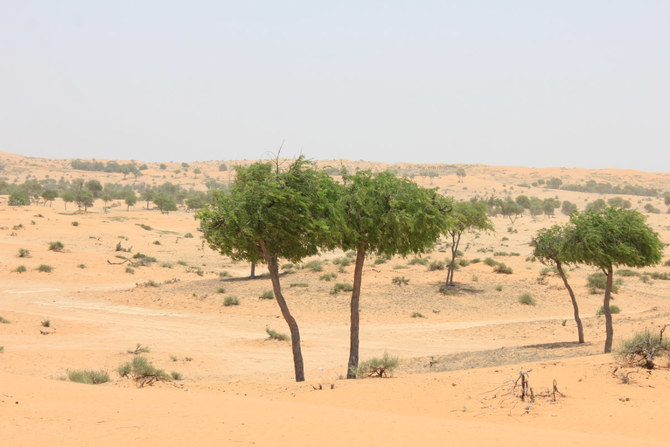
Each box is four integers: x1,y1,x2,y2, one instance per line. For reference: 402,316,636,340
2,152,670,446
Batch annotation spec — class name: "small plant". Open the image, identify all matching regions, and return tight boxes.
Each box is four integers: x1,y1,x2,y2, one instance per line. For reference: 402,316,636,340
0,346,3,353
616,326,670,369
408,258,429,266
18,248,30,258
266,326,289,341
617,269,640,277
356,352,399,378
170,371,183,380
494,263,513,274
319,273,337,281
518,293,536,306
178,260,188,266
392,276,410,286
484,257,498,267
48,241,64,251
77,264,86,269
649,272,670,280
139,224,152,231
68,369,110,385
71,221,79,227
303,260,324,272
330,283,354,294
290,283,309,288
411,312,426,318
428,261,445,271
141,280,160,287
170,355,178,362
471,274,478,282
495,285,503,292
41,320,50,328
15,265,27,273
118,356,170,387
153,240,161,245
184,232,194,238
223,296,240,306
332,257,351,267
125,267,135,274
587,272,622,294
127,343,151,355
219,270,231,278
373,258,387,265
0,316,10,324
216,287,226,294
37,264,53,273
259,290,274,300
596,305,621,317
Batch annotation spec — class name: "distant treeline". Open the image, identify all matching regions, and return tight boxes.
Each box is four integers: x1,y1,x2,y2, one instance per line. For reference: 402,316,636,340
71,159,145,177
544,178,659,197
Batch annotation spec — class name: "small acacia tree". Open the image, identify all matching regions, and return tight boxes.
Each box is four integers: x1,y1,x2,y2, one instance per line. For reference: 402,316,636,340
563,206,663,353
339,170,450,378
532,224,584,343
444,200,493,286
197,157,340,382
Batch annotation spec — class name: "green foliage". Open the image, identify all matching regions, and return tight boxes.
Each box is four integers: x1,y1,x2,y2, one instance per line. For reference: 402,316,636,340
14,265,26,273
408,258,429,266
68,369,110,384
127,343,151,354
332,257,351,267
223,296,240,306
48,241,64,251
290,283,309,288
587,272,622,294
8,191,30,206
616,269,639,277
330,282,354,294
493,263,513,274
615,327,670,369
0,316,10,324
125,267,135,274
18,248,30,257
153,193,178,214
184,232,194,238
303,260,324,272
644,203,661,214
428,261,445,271
484,257,498,267
649,272,670,280
356,352,399,378
411,312,426,318
170,371,183,380
392,276,410,286
596,305,621,316
118,356,170,386
41,320,50,328
319,273,337,281
259,290,274,299
495,285,503,292
518,294,536,305
139,224,152,231
37,264,53,273
266,327,289,341
561,200,577,215
586,198,606,211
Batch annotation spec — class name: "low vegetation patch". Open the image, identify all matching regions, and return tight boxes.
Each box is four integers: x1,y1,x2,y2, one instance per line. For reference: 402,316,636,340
48,241,64,251
302,260,324,272
518,293,536,306
408,257,429,266
616,326,670,369
330,282,354,294
259,290,274,299
266,327,289,341
0,316,10,324
118,356,170,387
37,264,53,273
587,272,622,294
68,369,110,384
319,273,337,281
356,352,399,378
223,296,240,306
15,265,26,273
411,312,426,318
392,276,410,286
596,305,621,317
17,248,30,258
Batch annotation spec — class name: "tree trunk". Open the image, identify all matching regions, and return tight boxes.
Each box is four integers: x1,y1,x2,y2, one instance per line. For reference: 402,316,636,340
347,244,367,379
556,262,584,343
446,232,461,286
250,263,256,279
603,267,614,353
261,243,305,382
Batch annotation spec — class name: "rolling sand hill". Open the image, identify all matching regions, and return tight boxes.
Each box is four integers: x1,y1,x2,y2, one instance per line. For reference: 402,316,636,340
1,152,670,446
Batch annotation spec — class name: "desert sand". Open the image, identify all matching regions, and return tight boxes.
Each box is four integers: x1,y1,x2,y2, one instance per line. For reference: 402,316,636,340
2,152,670,446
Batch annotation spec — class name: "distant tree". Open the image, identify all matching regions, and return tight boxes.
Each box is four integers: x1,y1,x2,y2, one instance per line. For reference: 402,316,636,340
218,163,228,172
85,180,103,197
153,194,177,214
443,201,493,286
515,195,531,210
41,189,58,207
546,177,563,189
563,206,663,352
586,198,606,211
532,224,584,343
498,199,524,224
608,197,631,209
664,193,670,206
185,195,206,211
75,190,95,211
140,190,153,209
338,170,450,378
197,157,341,382
124,192,137,211
644,203,661,214
8,191,30,206
61,191,75,210
159,163,167,170
561,200,577,215
542,198,561,217
529,197,544,218
456,168,467,183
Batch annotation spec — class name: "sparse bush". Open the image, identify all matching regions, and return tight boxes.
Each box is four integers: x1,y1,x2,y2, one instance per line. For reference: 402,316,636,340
319,273,337,281
356,352,399,378
411,312,426,318
48,241,64,251
37,264,53,273
139,224,152,231
15,265,26,273
77,264,86,269
41,320,50,328
494,263,513,274
587,272,622,294
373,258,387,265
617,269,639,277
127,343,151,355
68,369,110,385
332,257,351,267
266,326,289,341
184,232,194,238
392,276,409,286
216,287,226,294
428,261,445,271
596,305,621,317
223,296,240,306
290,283,309,288
408,258,429,266
259,290,274,299
170,371,183,380
118,356,170,386
303,260,324,272
495,285,503,292
219,271,231,278
518,294,536,306
484,257,497,267
18,248,30,258
0,316,10,324
471,274,478,282
330,282,353,294
153,240,161,245
71,221,79,227
649,272,670,280
125,267,135,274
616,327,670,369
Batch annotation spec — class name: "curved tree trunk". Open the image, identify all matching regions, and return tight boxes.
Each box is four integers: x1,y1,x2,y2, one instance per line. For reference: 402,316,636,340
262,244,305,382
603,268,614,353
556,262,584,343
347,245,367,379
446,232,461,286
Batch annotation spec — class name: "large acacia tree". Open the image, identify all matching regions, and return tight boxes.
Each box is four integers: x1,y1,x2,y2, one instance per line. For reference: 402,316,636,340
197,158,341,382
339,170,450,378
562,206,663,353
444,200,493,286
532,224,584,343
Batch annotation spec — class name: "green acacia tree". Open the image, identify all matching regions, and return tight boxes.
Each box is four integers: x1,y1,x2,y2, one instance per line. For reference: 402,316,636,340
444,200,493,286
339,170,450,378
197,157,340,382
563,206,663,352
532,224,584,343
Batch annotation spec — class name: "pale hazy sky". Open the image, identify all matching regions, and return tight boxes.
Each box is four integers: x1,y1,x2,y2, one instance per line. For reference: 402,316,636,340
1,1,668,171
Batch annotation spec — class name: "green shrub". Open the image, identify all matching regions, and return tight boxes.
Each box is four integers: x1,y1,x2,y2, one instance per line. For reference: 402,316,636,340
184,232,194,238
587,272,621,294
15,265,26,273
216,287,226,294
219,270,231,278
77,264,86,269
484,257,498,267
494,251,509,257
71,221,79,227
170,371,183,380
259,290,274,300
332,257,352,267
0,316,10,324
518,294,536,306
615,327,670,369
319,273,337,281
392,276,409,286
649,272,670,280
458,259,471,267
68,369,110,385
303,260,324,272
48,241,64,251
0,346,4,353
411,312,426,318
223,296,240,306
495,285,503,292
408,258,429,266
428,261,445,271
356,352,399,378
471,274,478,282
125,267,135,274
139,224,152,231
266,327,289,341
18,248,30,258
37,264,53,273
290,282,309,288
118,356,170,386
153,240,161,245
494,263,513,274
596,305,621,317
127,343,151,354
41,320,50,328
617,269,640,277
330,283,353,294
